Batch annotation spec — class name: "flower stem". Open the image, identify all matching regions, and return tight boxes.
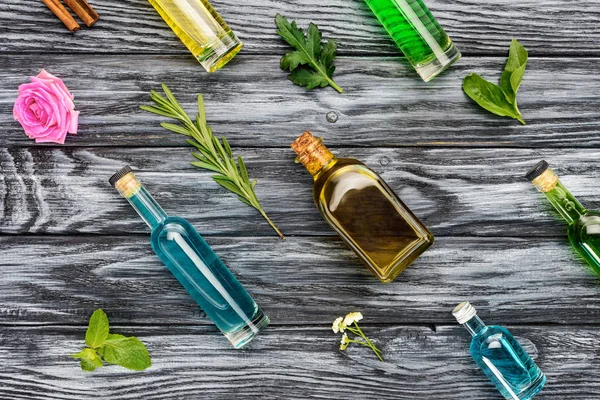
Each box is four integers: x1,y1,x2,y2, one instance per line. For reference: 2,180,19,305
353,322,383,362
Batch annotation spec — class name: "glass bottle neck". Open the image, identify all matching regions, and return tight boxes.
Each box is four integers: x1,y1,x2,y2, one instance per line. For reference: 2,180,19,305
543,181,586,224
532,168,586,225
113,171,168,229
126,185,168,229
463,315,487,336
312,157,338,179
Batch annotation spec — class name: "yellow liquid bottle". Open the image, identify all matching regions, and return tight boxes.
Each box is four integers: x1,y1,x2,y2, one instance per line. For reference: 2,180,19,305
291,131,434,283
148,0,243,72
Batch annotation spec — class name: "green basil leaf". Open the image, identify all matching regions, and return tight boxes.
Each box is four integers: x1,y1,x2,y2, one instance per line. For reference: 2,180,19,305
500,39,528,104
463,73,524,123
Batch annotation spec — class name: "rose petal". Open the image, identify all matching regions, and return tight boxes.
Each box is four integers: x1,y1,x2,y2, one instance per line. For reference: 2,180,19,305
36,125,67,144
67,110,79,134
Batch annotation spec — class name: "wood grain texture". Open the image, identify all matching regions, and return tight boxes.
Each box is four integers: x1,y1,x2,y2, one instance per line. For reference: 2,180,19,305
1,235,599,326
0,324,597,399
2,0,600,396
1,0,600,56
1,55,600,148
1,146,599,236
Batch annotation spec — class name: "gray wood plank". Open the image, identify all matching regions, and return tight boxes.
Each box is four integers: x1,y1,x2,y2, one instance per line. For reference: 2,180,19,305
1,235,599,325
0,146,598,236
0,324,595,399
1,55,599,148
1,0,599,56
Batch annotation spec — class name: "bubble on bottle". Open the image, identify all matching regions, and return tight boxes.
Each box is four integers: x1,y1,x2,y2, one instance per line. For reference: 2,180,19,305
326,111,338,123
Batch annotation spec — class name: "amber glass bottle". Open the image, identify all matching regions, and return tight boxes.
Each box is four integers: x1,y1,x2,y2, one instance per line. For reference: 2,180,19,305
291,131,434,283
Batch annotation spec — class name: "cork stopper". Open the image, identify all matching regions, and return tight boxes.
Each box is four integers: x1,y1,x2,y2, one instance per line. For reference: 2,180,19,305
290,131,335,176
527,161,558,193
110,166,141,198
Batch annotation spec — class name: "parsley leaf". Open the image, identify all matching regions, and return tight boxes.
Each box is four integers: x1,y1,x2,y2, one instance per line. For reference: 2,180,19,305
275,14,343,93
463,39,528,124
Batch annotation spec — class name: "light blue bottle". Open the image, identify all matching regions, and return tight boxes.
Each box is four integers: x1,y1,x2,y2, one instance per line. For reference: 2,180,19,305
453,302,546,400
110,166,269,348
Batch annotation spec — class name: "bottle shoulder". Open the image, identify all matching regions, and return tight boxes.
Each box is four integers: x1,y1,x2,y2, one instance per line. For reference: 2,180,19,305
316,157,368,178
313,159,380,200
151,216,193,232
150,216,211,256
470,325,510,343
150,216,201,246
568,211,600,235
469,325,515,349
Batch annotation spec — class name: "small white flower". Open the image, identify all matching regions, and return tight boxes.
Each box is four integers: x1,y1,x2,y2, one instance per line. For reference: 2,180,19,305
343,312,363,326
332,317,344,333
339,333,349,350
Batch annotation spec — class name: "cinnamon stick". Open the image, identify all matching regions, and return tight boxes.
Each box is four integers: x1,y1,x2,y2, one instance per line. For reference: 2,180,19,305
41,0,80,32
63,0,99,27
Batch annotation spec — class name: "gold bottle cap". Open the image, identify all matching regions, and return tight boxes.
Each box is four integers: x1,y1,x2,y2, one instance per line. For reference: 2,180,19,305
290,131,334,176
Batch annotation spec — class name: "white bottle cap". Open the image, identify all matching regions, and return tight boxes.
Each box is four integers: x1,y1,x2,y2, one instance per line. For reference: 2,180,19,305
453,301,477,324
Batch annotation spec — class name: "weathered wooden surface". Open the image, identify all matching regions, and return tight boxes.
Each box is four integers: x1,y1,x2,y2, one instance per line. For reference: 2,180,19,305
0,325,598,399
2,0,600,56
1,235,600,326
0,146,599,236
2,0,600,397
1,55,600,147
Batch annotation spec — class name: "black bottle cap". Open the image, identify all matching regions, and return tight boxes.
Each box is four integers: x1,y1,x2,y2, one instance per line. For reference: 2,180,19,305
109,166,133,187
525,160,549,181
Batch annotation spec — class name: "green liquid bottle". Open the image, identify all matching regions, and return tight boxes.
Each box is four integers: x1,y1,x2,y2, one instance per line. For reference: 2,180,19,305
527,160,600,275
364,0,460,81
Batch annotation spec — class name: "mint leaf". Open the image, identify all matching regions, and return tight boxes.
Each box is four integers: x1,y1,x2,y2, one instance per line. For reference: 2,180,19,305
463,39,527,124
98,334,152,371
73,310,151,372
72,348,103,372
275,14,343,93
86,308,109,349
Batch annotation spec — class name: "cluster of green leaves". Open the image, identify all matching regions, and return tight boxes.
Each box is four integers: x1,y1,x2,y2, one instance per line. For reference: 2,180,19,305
141,84,284,239
275,14,343,93
463,39,528,124
72,309,151,372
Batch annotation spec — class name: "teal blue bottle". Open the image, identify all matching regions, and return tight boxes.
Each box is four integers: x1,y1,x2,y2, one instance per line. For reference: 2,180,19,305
110,166,269,348
453,302,546,400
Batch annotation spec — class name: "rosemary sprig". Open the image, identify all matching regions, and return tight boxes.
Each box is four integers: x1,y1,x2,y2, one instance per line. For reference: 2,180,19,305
141,84,285,240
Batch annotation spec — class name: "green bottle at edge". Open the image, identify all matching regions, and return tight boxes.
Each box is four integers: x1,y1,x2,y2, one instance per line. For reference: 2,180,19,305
364,0,461,82
527,160,600,275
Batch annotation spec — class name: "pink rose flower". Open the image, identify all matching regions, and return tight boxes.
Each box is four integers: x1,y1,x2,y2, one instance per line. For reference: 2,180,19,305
13,69,79,144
